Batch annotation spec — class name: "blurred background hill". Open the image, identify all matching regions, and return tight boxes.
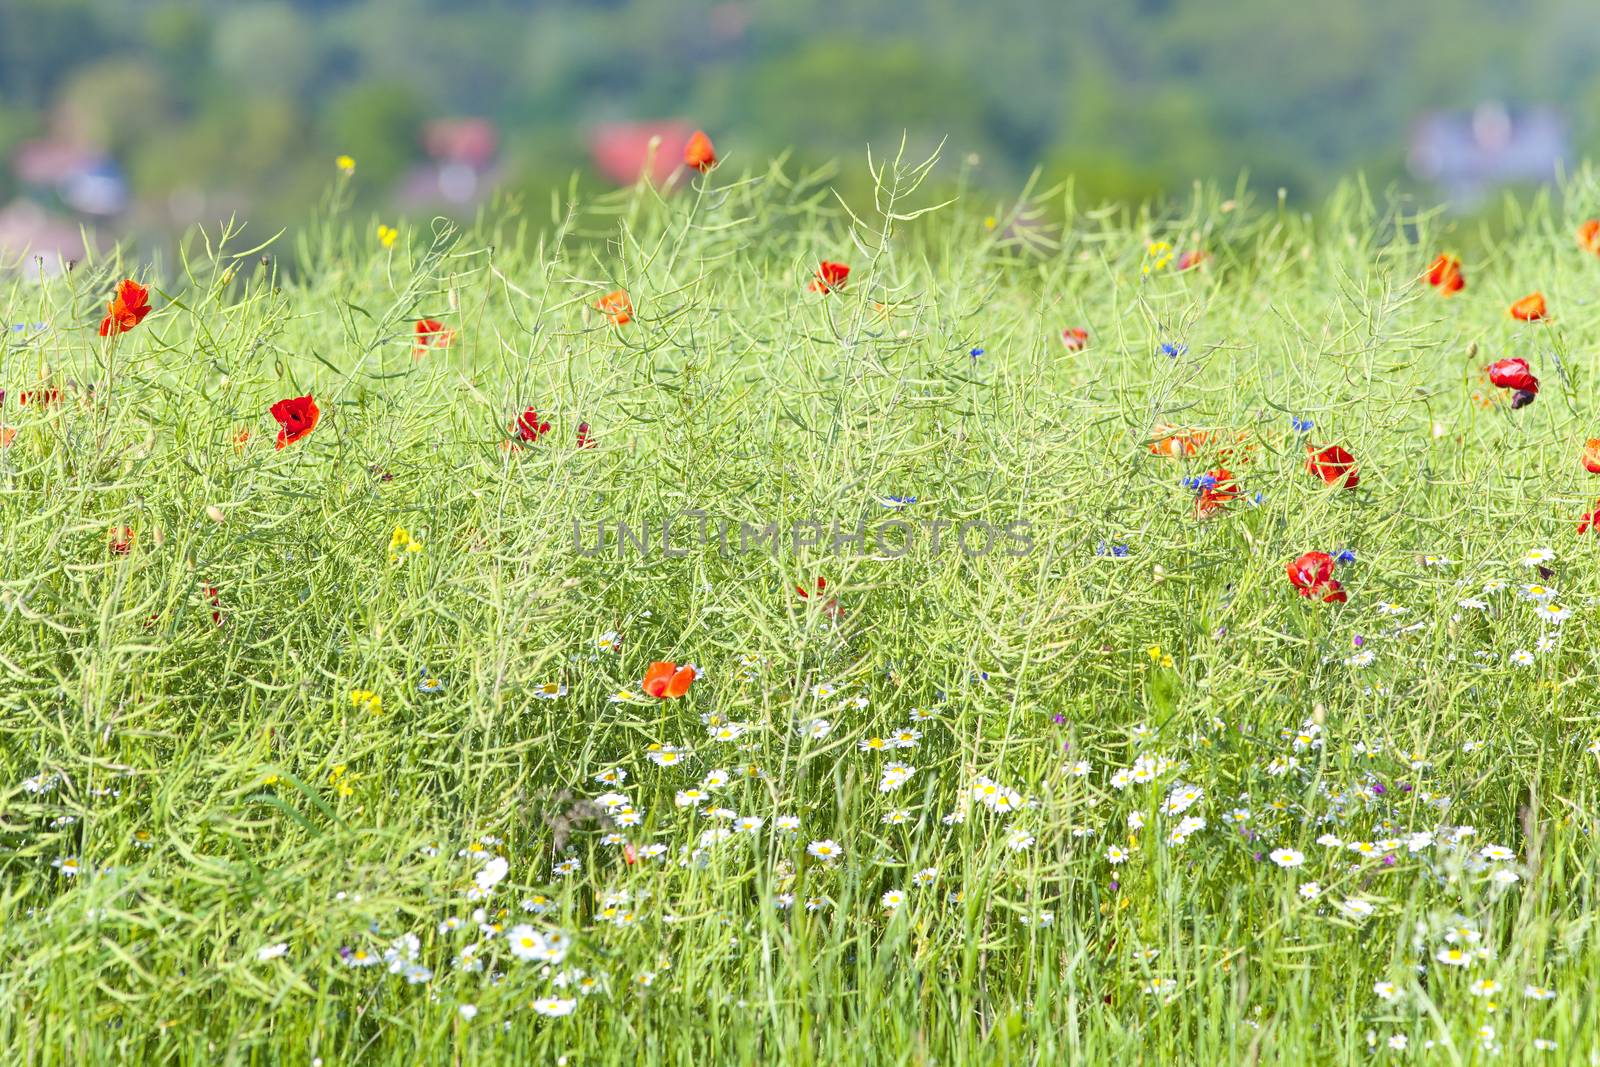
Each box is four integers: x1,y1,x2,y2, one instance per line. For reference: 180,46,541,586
2,0,1598,264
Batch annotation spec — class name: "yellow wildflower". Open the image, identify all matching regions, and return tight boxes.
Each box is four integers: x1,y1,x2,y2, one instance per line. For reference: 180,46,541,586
389,526,422,564
328,764,356,797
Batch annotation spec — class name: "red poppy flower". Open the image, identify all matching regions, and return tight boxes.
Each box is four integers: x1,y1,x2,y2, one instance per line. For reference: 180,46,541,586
1177,250,1209,272
642,660,697,699
0,427,14,449
108,526,135,555
796,577,827,598
597,290,633,325
514,407,550,443
576,421,595,448
19,388,61,408
98,279,152,336
413,318,455,357
1581,500,1600,535
1579,220,1600,257
1194,468,1239,519
1584,439,1600,475
1510,292,1547,321
684,130,717,172
809,261,850,294
1062,327,1089,351
1286,551,1347,603
1306,444,1359,489
1484,357,1539,408
1425,254,1464,295
233,427,252,452
1149,425,1207,458
205,584,224,627
270,394,320,449
1486,357,1538,393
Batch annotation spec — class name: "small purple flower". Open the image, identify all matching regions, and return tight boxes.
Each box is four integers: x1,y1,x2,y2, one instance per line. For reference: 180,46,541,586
1382,854,1397,867
1051,713,1066,725
1371,782,1386,796
1353,635,1364,648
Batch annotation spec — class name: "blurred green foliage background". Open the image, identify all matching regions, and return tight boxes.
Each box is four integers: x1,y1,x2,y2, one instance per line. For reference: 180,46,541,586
2,0,1598,252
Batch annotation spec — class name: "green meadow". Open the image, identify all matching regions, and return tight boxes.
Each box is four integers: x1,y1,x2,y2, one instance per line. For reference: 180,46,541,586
4,148,1600,1064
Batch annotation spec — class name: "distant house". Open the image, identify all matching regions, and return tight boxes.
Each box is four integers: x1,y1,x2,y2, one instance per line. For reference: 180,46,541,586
13,138,128,217
1408,103,1567,208
1,137,121,270
396,118,501,211
587,121,696,187
0,199,92,275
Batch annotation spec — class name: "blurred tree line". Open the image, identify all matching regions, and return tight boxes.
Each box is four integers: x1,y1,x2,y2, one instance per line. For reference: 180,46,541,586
2,0,1599,239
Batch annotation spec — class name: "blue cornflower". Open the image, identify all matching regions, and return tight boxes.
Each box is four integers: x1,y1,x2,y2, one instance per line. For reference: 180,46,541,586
1291,416,1314,434
1159,342,1186,359
1095,541,1131,558
1182,473,1218,492
880,495,918,508
970,347,985,360
1332,549,1356,565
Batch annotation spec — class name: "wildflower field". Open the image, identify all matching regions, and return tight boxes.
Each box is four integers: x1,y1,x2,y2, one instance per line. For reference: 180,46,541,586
8,145,1600,1065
